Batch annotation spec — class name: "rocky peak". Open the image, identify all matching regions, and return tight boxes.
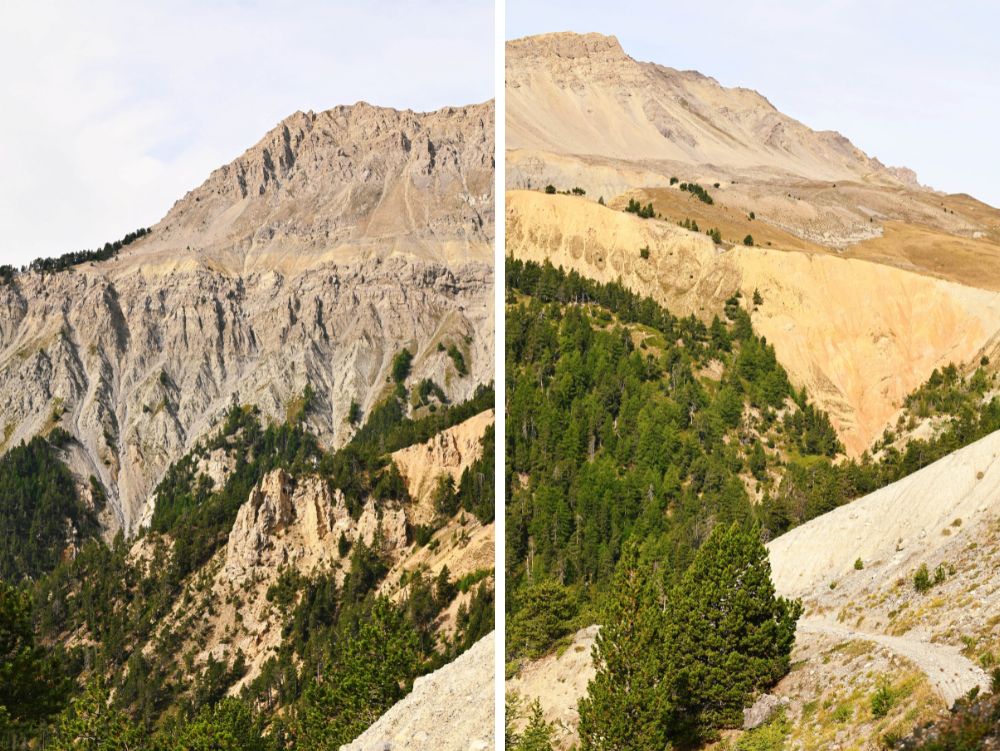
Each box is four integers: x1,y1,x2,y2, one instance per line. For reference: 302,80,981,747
506,32,919,186
120,100,494,275
224,468,411,579
506,31,627,64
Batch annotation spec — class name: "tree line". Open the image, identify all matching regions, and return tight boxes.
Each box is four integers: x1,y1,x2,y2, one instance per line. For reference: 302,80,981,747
0,227,151,283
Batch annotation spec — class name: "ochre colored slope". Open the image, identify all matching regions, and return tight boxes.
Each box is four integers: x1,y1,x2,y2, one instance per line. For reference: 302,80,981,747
507,190,1000,454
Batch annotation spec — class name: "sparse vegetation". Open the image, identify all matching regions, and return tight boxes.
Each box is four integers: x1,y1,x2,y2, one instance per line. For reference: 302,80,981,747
17,228,152,276
391,347,414,383
679,181,714,205
625,197,655,218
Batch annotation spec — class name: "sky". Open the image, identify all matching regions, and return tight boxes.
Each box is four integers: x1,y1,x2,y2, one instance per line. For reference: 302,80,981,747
507,0,999,210
0,0,493,266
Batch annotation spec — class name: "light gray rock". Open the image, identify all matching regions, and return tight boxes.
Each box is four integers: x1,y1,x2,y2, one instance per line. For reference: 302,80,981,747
743,693,781,730
0,101,494,536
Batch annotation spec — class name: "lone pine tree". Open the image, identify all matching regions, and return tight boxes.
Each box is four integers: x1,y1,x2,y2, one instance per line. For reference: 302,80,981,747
666,523,801,744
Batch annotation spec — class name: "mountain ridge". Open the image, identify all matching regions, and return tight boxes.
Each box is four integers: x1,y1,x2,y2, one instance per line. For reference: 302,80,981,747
0,98,495,534
507,31,918,186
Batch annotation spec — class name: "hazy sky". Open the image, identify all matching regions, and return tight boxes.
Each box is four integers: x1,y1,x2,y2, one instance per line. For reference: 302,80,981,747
0,0,493,266
507,0,999,209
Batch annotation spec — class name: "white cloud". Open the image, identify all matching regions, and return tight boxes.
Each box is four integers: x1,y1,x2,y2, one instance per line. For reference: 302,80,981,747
0,0,493,265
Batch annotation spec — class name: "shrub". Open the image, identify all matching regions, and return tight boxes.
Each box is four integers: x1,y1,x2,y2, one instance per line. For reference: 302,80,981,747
347,400,362,425
913,563,932,593
446,344,468,376
639,246,650,260
871,681,895,718
544,185,556,194
391,348,413,383
743,235,754,247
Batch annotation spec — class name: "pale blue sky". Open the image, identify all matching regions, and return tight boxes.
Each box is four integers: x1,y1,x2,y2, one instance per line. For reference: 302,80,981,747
507,0,999,210
0,0,493,266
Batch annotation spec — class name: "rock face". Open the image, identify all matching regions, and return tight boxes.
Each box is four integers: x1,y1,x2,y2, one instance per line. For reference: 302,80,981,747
391,408,494,525
507,190,1000,454
223,468,409,581
340,633,494,751
144,411,493,695
0,101,494,534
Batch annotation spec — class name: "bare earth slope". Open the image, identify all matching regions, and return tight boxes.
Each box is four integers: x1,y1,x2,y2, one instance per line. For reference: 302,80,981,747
505,32,1000,454
0,101,494,533
507,33,910,184
341,633,494,751
507,190,1000,453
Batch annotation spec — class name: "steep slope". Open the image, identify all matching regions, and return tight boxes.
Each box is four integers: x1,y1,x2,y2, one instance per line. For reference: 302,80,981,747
768,428,1000,600
507,33,909,184
0,101,494,534
341,633,494,751
507,191,1000,453
507,432,1000,748
131,409,494,696
505,33,1000,454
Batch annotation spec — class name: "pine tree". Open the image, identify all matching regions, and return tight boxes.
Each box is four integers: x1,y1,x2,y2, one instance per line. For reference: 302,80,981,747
578,542,671,751
168,698,274,751
295,597,418,750
518,699,556,751
0,581,69,730
664,523,801,744
49,679,142,751
507,580,576,660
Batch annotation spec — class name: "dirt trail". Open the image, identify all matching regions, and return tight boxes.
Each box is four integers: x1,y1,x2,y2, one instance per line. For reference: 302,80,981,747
798,617,988,706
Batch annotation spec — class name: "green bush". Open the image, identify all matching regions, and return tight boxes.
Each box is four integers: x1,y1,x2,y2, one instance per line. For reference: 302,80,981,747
914,563,932,593
871,681,895,718
507,580,577,660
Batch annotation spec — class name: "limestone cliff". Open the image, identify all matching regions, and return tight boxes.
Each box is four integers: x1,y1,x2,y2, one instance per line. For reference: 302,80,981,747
0,101,494,533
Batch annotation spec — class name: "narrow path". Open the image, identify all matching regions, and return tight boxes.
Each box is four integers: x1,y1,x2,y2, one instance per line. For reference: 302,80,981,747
798,617,989,706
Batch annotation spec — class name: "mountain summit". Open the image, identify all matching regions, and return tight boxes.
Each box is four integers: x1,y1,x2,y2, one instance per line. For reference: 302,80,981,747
507,31,916,185
0,100,495,532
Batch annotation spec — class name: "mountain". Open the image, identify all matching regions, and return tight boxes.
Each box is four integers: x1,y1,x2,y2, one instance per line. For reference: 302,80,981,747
0,99,494,747
0,101,494,534
507,32,915,185
504,32,1000,751
505,32,1000,455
